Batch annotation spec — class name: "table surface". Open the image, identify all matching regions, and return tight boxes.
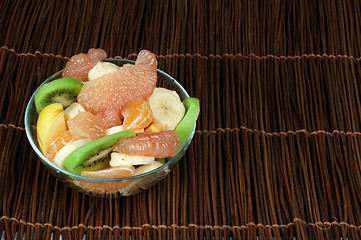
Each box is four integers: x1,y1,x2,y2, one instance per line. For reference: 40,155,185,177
1,0,361,239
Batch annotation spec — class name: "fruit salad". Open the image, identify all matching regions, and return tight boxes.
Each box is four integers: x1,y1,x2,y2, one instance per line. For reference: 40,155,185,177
34,49,199,180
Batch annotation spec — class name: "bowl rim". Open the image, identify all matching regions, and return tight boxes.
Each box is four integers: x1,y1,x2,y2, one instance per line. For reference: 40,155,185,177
25,58,194,183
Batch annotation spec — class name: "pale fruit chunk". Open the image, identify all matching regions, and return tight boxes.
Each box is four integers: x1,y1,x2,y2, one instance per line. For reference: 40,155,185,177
88,62,120,81
105,125,126,136
134,161,164,175
53,138,91,168
110,152,155,167
148,87,185,131
37,103,67,154
64,102,86,123
105,125,144,136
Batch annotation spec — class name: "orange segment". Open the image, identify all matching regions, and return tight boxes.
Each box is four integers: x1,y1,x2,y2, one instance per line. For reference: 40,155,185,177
80,166,135,192
81,166,135,178
45,130,74,162
121,100,152,130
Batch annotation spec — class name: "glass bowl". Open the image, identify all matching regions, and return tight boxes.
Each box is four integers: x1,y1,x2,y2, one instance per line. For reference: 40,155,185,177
25,59,194,197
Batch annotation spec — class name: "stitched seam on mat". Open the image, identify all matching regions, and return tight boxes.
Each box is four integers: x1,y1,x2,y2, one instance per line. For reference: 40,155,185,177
196,127,361,136
0,216,359,231
0,123,25,131
2,123,361,136
2,45,361,61
1,46,70,60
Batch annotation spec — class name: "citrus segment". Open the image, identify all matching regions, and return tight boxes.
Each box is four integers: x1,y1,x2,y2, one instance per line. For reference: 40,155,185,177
96,109,122,129
37,103,67,154
79,166,135,192
121,100,152,130
62,48,107,82
77,50,157,115
81,166,135,179
113,130,180,158
45,130,74,161
67,111,106,140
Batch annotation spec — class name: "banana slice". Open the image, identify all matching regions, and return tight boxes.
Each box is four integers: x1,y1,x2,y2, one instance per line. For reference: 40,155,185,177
53,138,91,168
88,62,120,81
105,125,144,136
147,87,185,131
134,161,164,175
110,152,155,167
64,102,86,123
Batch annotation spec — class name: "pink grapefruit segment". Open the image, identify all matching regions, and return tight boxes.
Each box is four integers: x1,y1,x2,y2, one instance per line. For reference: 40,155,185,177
62,48,107,82
113,130,180,158
96,109,122,129
77,50,157,115
67,111,106,140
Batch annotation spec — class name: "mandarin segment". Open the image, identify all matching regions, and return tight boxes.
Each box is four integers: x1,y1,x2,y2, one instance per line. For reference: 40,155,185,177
45,130,74,162
121,100,152,130
79,166,135,192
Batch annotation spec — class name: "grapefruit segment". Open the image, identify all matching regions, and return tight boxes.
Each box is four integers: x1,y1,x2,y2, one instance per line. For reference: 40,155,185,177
77,50,157,115
113,130,180,158
62,48,107,82
68,111,106,140
96,109,122,129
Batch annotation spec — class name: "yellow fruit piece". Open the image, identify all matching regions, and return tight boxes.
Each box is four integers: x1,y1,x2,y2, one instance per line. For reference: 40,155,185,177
147,124,160,132
37,103,67,154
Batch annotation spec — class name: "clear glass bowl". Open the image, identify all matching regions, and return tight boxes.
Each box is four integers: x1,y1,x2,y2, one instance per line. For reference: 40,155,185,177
25,59,194,197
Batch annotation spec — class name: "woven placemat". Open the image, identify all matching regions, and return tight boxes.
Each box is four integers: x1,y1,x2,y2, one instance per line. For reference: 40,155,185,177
1,48,361,239
1,0,361,239
1,0,361,57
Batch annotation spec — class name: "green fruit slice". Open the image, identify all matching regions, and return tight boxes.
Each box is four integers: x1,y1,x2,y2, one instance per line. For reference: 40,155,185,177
34,78,84,114
82,156,111,172
175,97,200,150
64,130,136,175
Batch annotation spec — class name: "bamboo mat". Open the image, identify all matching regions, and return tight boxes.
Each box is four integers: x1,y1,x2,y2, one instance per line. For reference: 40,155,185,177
1,0,361,239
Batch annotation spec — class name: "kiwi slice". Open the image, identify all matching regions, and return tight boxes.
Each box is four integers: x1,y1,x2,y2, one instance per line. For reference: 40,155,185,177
81,156,110,172
64,130,136,175
34,78,84,114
